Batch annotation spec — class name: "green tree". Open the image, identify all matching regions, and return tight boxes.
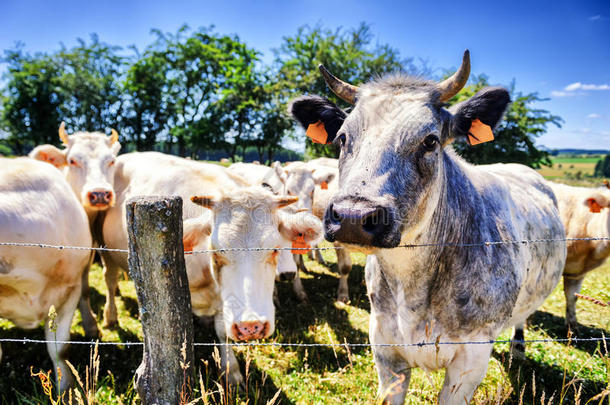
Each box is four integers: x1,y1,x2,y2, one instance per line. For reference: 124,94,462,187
273,22,417,158
594,155,610,177
1,47,66,154
450,75,561,168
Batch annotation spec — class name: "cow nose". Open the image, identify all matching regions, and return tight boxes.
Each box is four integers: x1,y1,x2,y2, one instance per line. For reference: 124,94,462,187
87,190,113,207
325,201,391,246
232,321,269,341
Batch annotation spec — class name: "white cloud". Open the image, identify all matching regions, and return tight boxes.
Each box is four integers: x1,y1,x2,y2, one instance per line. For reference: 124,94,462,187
551,82,610,98
587,113,602,119
565,82,610,91
589,15,602,21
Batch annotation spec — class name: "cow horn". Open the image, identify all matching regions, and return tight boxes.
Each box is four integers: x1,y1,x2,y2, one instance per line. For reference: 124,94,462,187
110,128,119,144
437,50,471,102
58,122,69,145
318,64,358,105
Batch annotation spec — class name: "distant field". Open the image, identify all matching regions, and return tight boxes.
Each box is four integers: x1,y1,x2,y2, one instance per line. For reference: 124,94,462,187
537,155,603,186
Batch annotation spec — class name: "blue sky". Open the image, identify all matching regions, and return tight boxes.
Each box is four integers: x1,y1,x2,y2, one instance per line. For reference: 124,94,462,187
1,0,609,150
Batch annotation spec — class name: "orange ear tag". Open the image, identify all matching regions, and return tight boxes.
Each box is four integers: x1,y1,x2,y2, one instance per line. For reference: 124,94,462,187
320,181,328,190
306,121,329,144
587,199,602,213
291,234,311,254
467,119,494,146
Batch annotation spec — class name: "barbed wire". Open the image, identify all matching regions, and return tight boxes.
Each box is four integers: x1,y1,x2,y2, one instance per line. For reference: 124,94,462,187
0,336,607,348
2,236,610,254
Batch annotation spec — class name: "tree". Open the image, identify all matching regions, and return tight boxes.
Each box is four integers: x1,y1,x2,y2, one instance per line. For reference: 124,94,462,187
450,75,561,168
594,155,610,177
272,22,418,158
1,47,66,154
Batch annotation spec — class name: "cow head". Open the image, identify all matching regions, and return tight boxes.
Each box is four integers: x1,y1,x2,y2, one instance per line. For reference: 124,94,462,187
29,122,121,212
281,162,337,211
290,51,510,248
190,187,323,341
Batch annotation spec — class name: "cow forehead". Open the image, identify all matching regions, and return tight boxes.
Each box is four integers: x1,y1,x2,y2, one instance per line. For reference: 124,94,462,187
67,133,115,159
212,201,281,249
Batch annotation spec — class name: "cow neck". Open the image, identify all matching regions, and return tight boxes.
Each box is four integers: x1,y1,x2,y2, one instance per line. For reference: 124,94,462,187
374,150,485,299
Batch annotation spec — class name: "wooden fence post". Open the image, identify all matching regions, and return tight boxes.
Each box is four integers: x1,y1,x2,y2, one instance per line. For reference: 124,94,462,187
127,196,194,404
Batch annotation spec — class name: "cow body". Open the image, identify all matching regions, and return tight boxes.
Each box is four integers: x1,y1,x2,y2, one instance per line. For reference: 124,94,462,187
0,158,91,390
29,123,122,336
549,182,610,327
290,52,566,403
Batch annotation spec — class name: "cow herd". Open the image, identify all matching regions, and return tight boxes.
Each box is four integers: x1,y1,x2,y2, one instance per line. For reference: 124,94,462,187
0,50,608,403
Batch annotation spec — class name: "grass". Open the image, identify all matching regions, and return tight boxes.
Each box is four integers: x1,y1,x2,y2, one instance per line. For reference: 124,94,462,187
536,156,602,186
0,247,608,404
0,156,608,403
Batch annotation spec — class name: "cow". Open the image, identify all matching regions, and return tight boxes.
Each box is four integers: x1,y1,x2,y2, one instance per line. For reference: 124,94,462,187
289,50,566,404
0,157,92,391
227,161,287,195
100,152,322,385
549,181,610,329
29,122,121,337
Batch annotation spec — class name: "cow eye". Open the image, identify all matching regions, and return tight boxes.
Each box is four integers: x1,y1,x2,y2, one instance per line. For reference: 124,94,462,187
69,158,79,167
423,135,438,151
108,159,115,167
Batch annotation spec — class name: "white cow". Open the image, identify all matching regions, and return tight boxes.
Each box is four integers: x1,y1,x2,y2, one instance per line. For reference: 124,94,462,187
0,158,92,391
549,182,610,328
101,152,322,384
29,122,121,336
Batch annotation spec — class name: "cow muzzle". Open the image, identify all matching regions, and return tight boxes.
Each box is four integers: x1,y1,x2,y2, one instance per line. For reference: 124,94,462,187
86,189,114,208
231,320,270,341
325,199,395,247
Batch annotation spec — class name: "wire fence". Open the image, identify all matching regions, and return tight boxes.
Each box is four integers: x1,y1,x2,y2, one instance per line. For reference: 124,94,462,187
0,336,607,348
1,237,608,350
2,236,610,254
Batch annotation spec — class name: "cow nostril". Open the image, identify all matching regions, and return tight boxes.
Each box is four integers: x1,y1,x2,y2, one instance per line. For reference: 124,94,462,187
105,191,113,201
362,207,387,233
329,204,342,224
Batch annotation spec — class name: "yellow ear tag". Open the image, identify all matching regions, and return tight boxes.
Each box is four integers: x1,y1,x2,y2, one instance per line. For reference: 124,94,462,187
587,198,602,213
320,181,328,190
306,121,329,144
467,119,494,146
291,234,311,254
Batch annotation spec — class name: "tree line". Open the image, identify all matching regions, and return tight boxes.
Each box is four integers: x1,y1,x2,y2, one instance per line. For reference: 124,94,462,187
1,23,560,166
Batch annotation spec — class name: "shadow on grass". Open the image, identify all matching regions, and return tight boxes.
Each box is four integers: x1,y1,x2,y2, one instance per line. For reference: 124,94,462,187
492,349,608,404
528,310,609,356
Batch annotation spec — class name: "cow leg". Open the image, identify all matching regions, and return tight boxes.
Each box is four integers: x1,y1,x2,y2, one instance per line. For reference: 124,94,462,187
294,254,307,273
510,323,525,360
336,246,352,303
439,345,492,405
564,275,584,331
214,312,244,387
314,247,327,266
45,285,81,392
292,269,309,303
373,347,410,404
101,253,120,328
78,251,100,338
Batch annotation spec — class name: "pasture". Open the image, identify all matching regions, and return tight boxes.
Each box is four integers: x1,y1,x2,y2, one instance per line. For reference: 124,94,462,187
0,244,608,404
537,156,603,186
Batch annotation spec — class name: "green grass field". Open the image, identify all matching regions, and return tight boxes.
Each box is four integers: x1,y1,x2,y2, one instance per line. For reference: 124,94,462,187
537,156,603,186
0,156,609,404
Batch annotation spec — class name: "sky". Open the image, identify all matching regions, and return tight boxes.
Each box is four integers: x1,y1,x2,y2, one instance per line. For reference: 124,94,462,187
1,0,609,150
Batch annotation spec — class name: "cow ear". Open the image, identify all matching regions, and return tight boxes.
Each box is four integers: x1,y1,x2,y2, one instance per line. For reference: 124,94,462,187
272,161,287,183
289,95,346,144
583,193,610,213
277,210,324,245
274,195,298,209
183,217,212,253
191,195,216,209
312,167,336,186
29,144,67,168
449,87,511,141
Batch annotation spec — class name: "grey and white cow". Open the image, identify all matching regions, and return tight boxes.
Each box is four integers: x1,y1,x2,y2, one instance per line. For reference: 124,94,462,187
290,51,566,404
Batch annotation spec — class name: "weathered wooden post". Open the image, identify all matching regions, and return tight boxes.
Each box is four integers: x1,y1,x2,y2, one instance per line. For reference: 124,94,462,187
127,196,194,404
